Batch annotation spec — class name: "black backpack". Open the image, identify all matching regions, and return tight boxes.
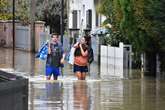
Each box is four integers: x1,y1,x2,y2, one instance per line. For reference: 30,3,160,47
88,47,94,64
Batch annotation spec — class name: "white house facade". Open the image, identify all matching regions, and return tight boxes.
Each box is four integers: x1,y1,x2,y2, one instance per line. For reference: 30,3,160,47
68,0,106,36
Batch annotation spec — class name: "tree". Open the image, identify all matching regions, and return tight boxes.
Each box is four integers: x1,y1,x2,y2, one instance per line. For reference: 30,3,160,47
0,0,30,25
97,0,128,46
143,0,165,72
98,0,165,73
35,0,67,33
15,0,30,25
0,0,12,20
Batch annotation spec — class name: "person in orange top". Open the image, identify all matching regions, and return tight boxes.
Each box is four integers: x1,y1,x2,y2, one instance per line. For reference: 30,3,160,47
73,37,88,80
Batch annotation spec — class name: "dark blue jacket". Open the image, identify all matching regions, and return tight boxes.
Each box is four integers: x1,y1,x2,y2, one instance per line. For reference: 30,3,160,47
46,42,63,67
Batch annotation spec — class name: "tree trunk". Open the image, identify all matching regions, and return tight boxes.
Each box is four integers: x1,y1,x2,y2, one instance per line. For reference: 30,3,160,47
144,52,156,76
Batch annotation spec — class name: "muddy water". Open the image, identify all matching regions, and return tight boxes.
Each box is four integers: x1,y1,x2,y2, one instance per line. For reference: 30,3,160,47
0,48,165,110
28,79,165,110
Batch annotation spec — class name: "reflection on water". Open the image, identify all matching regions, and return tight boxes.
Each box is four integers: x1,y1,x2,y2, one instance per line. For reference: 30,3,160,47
0,48,13,68
73,82,89,110
122,78,165,110
0,48,45,76
28,79,165,110
29,82,63,110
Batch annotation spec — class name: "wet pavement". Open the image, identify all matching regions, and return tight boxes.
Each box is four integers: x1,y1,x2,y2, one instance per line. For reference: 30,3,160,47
1,48,165,110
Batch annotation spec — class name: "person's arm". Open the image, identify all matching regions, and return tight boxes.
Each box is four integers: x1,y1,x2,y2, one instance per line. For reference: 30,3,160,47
79,44,88,56
60,46,65,64
73,42,79,48
60,53,66,64
48,42,51,54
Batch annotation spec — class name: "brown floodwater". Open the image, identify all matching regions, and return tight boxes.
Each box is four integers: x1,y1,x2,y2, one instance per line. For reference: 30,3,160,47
0,48,165,110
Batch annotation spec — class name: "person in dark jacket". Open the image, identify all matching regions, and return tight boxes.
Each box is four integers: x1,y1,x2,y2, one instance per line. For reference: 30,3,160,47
46,33,65,80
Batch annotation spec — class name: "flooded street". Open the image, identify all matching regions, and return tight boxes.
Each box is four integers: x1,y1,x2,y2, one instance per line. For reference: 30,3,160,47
1,48,165,110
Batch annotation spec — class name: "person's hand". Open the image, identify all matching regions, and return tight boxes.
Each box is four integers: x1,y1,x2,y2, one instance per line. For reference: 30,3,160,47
60,58,65,64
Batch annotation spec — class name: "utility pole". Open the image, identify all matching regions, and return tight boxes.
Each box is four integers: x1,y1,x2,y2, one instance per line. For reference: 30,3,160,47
12,0,15,69
60,0,64,45
30,0,36,52
12,0,15,50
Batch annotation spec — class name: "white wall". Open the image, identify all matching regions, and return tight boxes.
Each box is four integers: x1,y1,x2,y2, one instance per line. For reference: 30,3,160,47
68,0,105,31
100,43,124,79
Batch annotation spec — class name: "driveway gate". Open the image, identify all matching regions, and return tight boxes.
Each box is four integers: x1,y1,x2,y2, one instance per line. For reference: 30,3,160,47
100,43,132,78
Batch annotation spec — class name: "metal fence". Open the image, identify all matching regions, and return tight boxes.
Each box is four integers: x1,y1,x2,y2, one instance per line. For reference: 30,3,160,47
15,26,31,51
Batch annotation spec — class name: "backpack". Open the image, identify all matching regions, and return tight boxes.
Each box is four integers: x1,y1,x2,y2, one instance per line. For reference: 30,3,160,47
88,47,94,64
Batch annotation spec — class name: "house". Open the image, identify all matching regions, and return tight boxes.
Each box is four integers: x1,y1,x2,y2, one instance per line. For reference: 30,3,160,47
68,0,106,40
